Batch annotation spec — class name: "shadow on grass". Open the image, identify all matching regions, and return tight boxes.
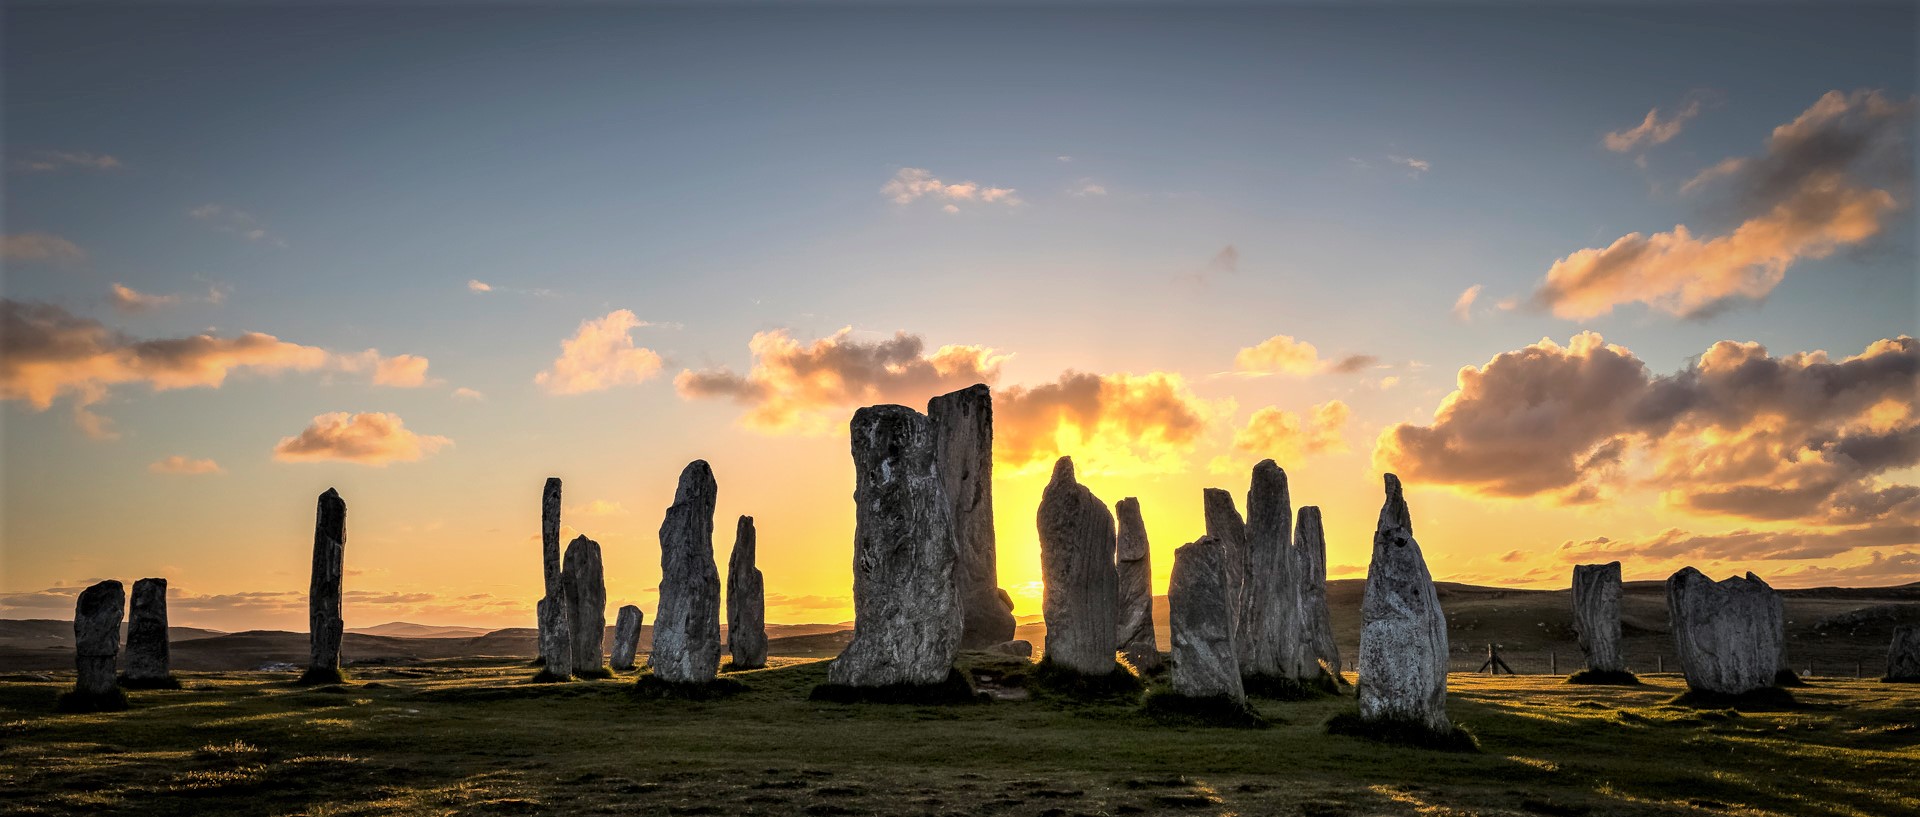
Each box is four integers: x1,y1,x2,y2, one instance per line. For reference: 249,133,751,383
55,687,128,713
808,668,980,705
1029,659,1145,703
634,674,750,701
1668,686,1800,712
1243,672,1338,701
1140,689,1269,728
294,667,346,686
1565,669,1641,686
1325,711,1480,753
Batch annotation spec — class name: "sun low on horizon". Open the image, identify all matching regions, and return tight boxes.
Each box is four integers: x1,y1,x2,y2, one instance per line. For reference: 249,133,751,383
2,3,1915,634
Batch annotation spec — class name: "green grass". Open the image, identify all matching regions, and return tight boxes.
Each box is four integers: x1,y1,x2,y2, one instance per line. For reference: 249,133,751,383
3,662,1917,816
293,666,346,686
1325,711,1481,753
1140,688,1270,729
1565,669,1640,686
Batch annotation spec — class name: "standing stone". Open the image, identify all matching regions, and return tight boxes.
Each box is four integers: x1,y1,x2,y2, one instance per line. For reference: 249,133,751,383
727,515,768,669
123,578,174,687
1242,460,1314,684
1666,567,1783,696
1770,591,1800,686
1886,625,1920,682
538,477,568,668
1168,536,1243,701
73,580,126,699
1295,507,1343,680
653,460,722,685
562,535,607,676
304,488,346,683
610,605,644,671
829,405,963,688
1357,474,1451,734
1202,488,1248,643
1114,498,1163,673
1572,562,1626,674
1038,457,1119,676
929,384,1017,649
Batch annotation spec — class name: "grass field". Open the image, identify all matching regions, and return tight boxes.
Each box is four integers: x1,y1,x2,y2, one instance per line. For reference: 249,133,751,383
2,657,1916,817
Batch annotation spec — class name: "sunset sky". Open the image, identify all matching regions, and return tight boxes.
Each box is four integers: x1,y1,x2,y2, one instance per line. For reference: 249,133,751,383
3,4,1915,631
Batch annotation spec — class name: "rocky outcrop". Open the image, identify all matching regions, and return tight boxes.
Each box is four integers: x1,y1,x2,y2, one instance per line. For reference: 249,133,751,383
305,488,346,683
653,461,723,685
1038,457,1119,676
74,580,126,699
562,535,607,676
611,605,644,671
538,477,567,668
1114,497,1162,673
1666,567,1782,696
1295,507,1343,679
1572,562,1625,673
827,405,963,688
1887,625,1920,682
1168,536,1243,701
123,578,173,686
929,384,1016,649
1357,474,1451,734
726,515,767,669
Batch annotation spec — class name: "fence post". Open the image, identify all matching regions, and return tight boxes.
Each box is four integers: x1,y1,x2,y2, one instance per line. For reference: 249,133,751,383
1656,655,1663,673
1550,651,1557,675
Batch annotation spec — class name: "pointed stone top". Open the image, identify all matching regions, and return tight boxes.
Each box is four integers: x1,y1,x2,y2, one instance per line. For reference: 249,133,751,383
136,577,167,588
1116,496,1140,513
1254,458,1281,473
1202,487,1237,514
320,487,340,500
568,533,597,547
1298,505,1322,524
1050,456,1076,485
1378,473,1411,536
675,460,717,502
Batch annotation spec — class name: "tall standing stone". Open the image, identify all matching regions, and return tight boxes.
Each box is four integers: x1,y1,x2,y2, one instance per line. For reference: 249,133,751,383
1666,567,1782,696
727,515,767,669
653,460,722,685
829,405,963,688
1571,562,1626,674
562,535,607,676
73,580,126,700
538,477,568,668
1886,625,1920,682
1114,498,1163,673
1295,507,1343,679
1202,488,1248,642
304,488,346,683
1037,457,1119,676
123,578,174,687
610,605,644,671
1242,460,1314,683
1357,474,1451,734
1168,536,1243,701
929,384,1016,649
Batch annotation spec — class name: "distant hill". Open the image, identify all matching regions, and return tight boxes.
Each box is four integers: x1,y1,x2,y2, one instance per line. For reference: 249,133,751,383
346,622,493,638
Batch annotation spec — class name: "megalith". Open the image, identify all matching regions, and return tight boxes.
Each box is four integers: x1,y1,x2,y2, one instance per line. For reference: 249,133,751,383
1572,562,1626,674
538,477,568,669
1168,536,1243,702
1037,457,1119,676
1295,506,1343,680
69,580,126,709
610,605,644,671
929,384,1017,649
303,488,346,684
1114,497,1163,673
1666,567,1783,696
1886,625,1920,683
562,535,607,676
122,577,175,688
727,515,768,669
1356,474,1451,734
653,461,723,685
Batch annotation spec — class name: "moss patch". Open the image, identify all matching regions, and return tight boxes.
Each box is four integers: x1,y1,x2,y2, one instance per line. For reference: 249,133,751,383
1029,660,1145,702
1141,689,1269,729
1325,711,1480,753
1243,672,1338,701
633,674,750,701
808,668,979,705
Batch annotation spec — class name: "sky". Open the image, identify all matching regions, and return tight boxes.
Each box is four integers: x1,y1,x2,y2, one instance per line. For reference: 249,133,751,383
2,2,1915,631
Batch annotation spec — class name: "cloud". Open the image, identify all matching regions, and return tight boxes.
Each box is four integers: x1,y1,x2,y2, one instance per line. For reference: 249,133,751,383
1452,285,1483,322
109,282,226,313
996,371,1223,476
882,167,1022,209
451,387,485,401
149,455,224,475
190,204,282,245
1072,180,1108,197
15,150,122,172
1558,525,1920,564
1233,334,1375,376
676,327,1006,433
536,310,665,395
1228,400,1352,463
1604,96,1704,152
467,280,493,293
1389,155,1431,175
568,500,628,517
1375,332,1919,526
1536,89,1913,320
2,233,86,264
273,411,451,466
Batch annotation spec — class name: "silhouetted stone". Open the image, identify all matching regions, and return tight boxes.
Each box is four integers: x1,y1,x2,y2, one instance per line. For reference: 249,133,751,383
1168,536,1242,702
1357,474,1451,735
1666,567,1782,696
989,639,1033,658
611,605,643,671
122,578,175,688
69,580,126,709
653,460,722,685
1886,625,1920,682
1572,562,1625,671
726,515,767,669
535,597,571,680
1770,591,1803,687
826,405,963,690
1295,506,1344,681
302,488,346,684
538,477,567,668
1241,460,1323,692
1038,457,1119,677
1202,487,1248,640
929,384,1016,649
562,535,607,677
1114,497,1162,673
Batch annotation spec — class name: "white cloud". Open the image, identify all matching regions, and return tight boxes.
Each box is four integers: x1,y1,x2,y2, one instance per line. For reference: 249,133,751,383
467,280,493,293
190,204,283,246
1452,284,1483,322
149,455,224,475
536,310,664,395
882,167,1022,210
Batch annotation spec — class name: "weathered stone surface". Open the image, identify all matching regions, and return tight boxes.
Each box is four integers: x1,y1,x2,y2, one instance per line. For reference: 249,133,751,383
929,384,1016,649
1038,457,1119,676
562,535,607,675
1243,460,1315,682
1202,487,1248,642
990,639,1034,658
1572,562,1625,673
830,405,963,688
1666,567,1783,695
124,578,172,684
1168,536,1243,702
1887,625,1920,682
726,515,767,669
1357,474,1451,733
1295,507,1343,678
654,460,723,684
538,477,567,668
308,488,346,677
74,580,125,697
610,605,644,671
1114,497,1162,673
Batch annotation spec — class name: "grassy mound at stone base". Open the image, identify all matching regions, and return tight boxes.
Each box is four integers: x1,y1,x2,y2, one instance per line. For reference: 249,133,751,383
1141,689,1269,728
1566,669,1641,686
808,668,979,705
1325,711,1480,752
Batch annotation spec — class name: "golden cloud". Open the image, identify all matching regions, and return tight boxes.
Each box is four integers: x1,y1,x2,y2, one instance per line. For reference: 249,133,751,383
1234,334,1375,376
149,455,224,475
2,232,86,264
996,370,1224,476
536,309,664,394
1229,400,1352,463
273,412,451,466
